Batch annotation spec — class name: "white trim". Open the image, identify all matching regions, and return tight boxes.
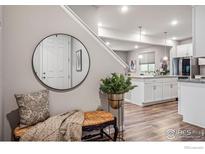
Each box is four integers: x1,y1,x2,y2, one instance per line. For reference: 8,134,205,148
192,6,196,57
125,98,177,106
60,5,128,69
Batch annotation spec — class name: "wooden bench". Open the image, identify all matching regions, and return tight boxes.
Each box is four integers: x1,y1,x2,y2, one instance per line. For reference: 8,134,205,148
13,111,118,141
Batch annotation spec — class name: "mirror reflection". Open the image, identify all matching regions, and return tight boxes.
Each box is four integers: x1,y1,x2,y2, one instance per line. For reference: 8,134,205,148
32,34,90,90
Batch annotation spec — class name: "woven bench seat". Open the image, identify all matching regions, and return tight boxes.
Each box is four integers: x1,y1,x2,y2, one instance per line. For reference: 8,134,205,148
83,111,114,126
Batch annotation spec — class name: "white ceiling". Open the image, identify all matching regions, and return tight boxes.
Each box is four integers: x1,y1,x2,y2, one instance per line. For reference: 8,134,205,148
102,38,151,51
97,5,192,41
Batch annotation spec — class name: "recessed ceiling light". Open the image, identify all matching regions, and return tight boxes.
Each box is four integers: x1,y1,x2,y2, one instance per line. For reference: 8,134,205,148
121,6,128,13
138,55,143,59
106,42,110,46
172,37,176,40
171,20,178,26
134,45,139,49
98,22,102,27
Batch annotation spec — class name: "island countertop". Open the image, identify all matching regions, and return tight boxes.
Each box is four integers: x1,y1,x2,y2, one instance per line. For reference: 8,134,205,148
178,78,205,84
129,75,178,79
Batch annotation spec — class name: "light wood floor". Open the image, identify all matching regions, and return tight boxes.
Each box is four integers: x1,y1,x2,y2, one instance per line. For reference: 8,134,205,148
124,101,205,141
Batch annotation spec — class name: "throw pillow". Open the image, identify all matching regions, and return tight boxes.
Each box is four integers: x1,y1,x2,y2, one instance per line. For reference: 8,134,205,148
15,90,50,128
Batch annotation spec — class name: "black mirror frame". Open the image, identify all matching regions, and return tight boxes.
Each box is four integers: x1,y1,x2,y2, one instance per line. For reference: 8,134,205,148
32,33,91,92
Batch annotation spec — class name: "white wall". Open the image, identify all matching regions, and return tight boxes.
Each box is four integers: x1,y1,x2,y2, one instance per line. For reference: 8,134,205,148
114,51,128,64
2,6,124,141
69,6,98,34
71,37,90,86
0,6,3,140
178,38,192,45
99,27,177,47
69,6,178,47
127,45,171,75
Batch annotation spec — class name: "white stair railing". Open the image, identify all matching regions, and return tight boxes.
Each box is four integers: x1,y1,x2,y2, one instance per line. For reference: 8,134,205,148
60,5,129,69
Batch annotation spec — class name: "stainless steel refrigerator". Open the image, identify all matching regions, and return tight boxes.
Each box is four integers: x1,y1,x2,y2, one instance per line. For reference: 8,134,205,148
172,57,199,78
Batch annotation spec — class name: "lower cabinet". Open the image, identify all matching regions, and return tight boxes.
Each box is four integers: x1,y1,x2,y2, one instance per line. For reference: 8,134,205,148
153,83,163,101
163,83,171,99
162,82,178,100
144,83,154,102
177,82,182,114
171,83,178,98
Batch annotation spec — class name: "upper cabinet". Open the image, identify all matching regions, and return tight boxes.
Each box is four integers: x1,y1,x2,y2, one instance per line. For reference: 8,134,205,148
198,58,205,65
176,43,193,58
193,6,205,57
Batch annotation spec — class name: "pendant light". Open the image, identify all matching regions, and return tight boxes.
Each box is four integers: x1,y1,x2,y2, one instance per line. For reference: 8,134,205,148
137,26,143,60
138,26,142,41
163,32,168,61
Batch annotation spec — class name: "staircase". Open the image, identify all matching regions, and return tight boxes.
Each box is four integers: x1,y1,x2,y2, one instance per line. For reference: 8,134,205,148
60,5,129,70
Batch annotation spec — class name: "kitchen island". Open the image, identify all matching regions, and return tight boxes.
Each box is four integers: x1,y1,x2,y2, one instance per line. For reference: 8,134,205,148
127,76,178,106
178,79,205,128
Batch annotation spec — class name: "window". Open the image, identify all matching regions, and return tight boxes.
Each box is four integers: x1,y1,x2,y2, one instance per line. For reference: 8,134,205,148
140,63,155,75
138,52,155,75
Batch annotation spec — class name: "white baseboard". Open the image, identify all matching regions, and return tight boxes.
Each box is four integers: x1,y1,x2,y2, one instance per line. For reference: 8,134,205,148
125,98,177,107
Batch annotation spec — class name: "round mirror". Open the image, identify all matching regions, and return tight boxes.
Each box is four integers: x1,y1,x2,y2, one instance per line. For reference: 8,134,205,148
32,34,90,91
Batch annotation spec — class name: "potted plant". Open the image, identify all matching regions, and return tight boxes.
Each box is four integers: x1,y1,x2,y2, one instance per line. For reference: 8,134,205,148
100,73,137,109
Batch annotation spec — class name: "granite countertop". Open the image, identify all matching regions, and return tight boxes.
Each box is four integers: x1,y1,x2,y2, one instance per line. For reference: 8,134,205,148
178,79,205,84
130,75,178,79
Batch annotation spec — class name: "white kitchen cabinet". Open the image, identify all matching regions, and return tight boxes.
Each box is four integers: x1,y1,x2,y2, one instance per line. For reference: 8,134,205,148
193,6,205,57
179,81,205,128
187,44,193,57
171,83,178,98
178,82,181,114
163,82,178,99
198,58,205,65
153,83,163,101
144,83,154,102
163,83,171,99
144,82,163,103
177,44,193,57
170,46,177,58
177,45,187,57
130,77,178,106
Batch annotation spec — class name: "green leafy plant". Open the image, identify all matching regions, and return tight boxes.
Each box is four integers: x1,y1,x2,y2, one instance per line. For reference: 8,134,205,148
100,73,137,94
